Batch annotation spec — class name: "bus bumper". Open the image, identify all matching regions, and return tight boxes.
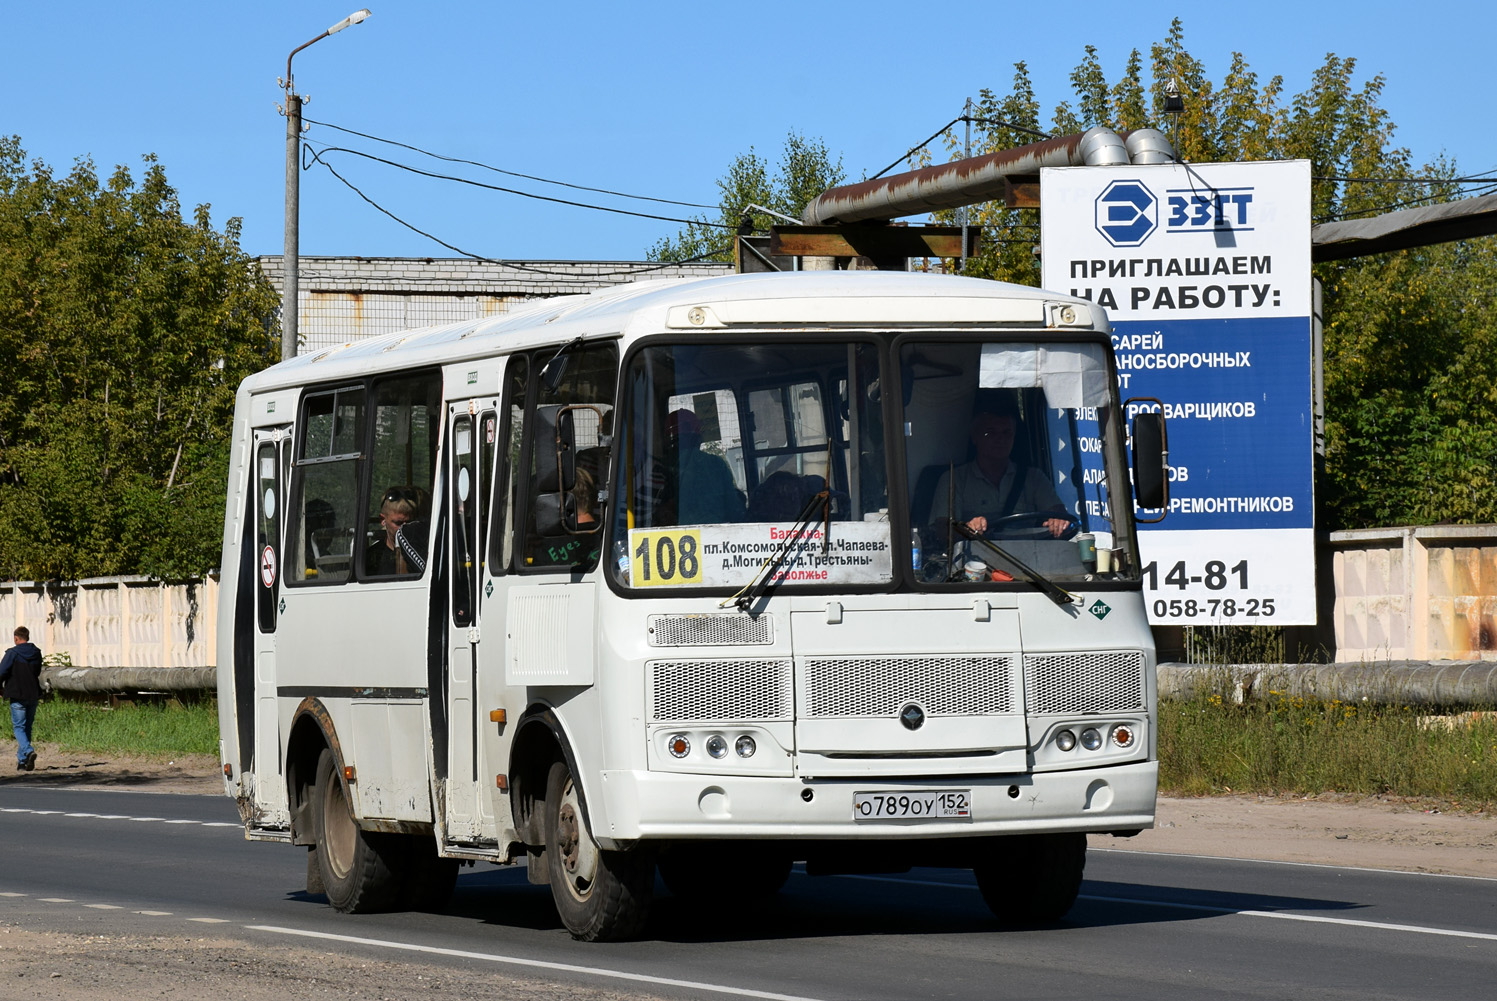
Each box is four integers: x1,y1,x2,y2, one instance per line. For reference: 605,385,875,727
593,761,1157,847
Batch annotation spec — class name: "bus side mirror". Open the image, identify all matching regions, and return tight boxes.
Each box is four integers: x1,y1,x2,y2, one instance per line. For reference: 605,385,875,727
1128,404,1169,522
533,404,576,494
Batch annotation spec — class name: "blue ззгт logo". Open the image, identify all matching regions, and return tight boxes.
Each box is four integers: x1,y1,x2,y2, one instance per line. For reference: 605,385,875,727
1094,180,1157,247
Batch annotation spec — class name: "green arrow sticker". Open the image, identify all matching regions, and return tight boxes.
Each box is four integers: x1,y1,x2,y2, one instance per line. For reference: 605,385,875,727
1088,598,1111,620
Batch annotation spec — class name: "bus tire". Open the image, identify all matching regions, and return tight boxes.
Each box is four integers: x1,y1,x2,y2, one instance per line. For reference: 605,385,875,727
973,833,1086,926
543,760,653,941
658,843,791,901
312,747,401,913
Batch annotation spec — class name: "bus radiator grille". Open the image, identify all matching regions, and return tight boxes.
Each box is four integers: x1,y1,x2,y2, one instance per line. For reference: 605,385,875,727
800,656,1014,717
1023,652,1146,714
648,613,773,646
648,659,793,723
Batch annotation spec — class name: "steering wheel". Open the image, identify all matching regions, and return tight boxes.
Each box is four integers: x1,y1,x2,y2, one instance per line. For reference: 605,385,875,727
981,510,1081,541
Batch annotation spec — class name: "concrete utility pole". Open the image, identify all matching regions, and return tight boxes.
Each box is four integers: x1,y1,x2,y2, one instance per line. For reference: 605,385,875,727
281,9,372,362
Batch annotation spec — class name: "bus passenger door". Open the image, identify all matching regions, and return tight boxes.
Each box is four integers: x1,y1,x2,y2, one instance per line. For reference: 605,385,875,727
251,426,291,826
444,398,499,841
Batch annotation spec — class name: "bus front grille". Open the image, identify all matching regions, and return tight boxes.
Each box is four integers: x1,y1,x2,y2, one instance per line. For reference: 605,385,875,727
1023,651,1146,714
648,613,773,646
800,655,1015,717
648,659,793,723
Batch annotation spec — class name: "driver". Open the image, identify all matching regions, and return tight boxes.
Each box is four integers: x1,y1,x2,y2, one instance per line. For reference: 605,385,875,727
928,402,1071,540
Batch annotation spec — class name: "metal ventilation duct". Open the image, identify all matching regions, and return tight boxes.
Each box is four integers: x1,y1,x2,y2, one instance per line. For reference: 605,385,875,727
800,128,1176,225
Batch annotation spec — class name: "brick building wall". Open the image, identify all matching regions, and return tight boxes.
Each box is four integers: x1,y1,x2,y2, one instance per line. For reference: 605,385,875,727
257,256,732,353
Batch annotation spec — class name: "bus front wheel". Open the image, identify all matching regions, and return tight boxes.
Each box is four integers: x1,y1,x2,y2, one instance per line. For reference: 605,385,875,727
312,747,401,913
973,833,1086,926
543,760,653,941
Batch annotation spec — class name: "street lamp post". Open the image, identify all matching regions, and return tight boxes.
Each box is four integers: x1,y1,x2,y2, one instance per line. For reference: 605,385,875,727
280,9,372,362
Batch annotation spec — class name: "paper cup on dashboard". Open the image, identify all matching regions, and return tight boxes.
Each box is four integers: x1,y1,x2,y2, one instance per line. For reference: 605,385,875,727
963,560,988,582
1096,548,1113,573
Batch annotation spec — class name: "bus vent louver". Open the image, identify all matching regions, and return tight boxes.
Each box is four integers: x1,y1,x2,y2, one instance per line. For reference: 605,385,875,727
800,656,1014,717
648,659,793,723
1023,652,1146,714
649,613,773,647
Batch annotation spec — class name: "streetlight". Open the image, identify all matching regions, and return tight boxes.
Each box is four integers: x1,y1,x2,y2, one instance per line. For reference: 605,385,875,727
280,9,372,362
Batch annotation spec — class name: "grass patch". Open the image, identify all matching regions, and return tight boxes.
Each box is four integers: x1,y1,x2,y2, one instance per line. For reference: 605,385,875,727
1160,691,1497,809
13,696,219,756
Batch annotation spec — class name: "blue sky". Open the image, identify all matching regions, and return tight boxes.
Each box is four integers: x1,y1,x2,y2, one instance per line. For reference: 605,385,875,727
5,1,1492,262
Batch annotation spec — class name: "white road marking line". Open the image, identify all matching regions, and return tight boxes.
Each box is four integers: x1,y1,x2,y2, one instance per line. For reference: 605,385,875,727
248,925,826,1001
135,910,173,916
2,807,232,828
188,918,230,924
84,904,123,910
0,892,27,897
840,874,1497,943
1093,846,1497,882
1079,894,1497,942
38,898,74,903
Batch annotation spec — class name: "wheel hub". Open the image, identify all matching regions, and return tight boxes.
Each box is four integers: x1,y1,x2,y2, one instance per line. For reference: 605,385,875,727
558,802,580,873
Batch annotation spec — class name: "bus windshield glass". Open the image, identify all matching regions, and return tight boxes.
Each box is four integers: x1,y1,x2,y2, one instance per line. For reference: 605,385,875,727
901,339,1134,585
610,340,891,591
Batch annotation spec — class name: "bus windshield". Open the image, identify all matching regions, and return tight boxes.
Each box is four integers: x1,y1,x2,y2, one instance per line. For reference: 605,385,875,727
610,339,892,591
901,339,1134,585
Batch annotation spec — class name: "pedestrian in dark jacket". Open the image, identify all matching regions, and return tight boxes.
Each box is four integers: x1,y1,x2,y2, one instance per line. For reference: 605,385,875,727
1,626,43,771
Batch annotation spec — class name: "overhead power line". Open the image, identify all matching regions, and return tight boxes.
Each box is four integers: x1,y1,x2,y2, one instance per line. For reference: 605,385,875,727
303,116,719,211
302,147,724,277
304,142,736,230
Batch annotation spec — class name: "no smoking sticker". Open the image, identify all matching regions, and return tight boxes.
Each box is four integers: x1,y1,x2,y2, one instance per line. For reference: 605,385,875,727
260,545,277,588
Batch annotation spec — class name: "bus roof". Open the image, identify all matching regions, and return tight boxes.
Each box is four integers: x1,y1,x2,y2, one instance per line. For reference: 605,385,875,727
240,271,1105,394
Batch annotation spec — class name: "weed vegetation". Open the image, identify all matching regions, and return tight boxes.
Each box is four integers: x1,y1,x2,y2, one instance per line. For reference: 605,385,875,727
1161,691,1497,809
23,696,219,756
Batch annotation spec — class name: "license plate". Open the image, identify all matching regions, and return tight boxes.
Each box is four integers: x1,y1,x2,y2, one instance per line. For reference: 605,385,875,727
852,790,971,821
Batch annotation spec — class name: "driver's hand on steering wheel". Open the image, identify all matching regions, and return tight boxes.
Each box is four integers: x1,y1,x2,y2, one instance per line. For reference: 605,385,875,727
1043,517,1070,538
966,515,988,534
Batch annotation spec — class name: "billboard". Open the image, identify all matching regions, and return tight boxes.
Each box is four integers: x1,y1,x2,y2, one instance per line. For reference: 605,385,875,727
1041,160,1314,625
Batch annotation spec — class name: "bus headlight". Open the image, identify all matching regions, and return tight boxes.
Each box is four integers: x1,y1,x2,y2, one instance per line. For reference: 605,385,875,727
1080,728,1103,751
1054,729,1077,751
735,735,757,758
706,735,729,759
1112,724,1135,748
667,734,691,758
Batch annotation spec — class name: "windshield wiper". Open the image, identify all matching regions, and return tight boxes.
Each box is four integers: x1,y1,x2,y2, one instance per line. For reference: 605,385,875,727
946,520,1078,607
723,488,830,612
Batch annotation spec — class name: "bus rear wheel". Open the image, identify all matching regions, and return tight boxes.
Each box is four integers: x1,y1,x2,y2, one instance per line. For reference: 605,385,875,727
973,833,1086,926
543,760,653,941
312,747,401,913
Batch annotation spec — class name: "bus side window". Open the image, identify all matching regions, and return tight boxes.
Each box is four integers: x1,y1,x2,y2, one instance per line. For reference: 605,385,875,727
361,372,442,578
521,341,617,572
289,386,365,584
489,355,529,575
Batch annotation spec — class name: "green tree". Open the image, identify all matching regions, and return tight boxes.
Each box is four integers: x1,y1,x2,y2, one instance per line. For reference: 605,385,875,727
647,131,846,263
0,138,280,580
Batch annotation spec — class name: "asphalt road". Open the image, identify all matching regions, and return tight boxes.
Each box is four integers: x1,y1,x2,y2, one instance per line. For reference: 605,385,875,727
3,786,1495,1000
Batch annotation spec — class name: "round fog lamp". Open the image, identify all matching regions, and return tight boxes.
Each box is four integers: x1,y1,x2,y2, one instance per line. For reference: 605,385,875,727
1055,729,1077,752
735,735,757,758
1080,727,1103,751
1112,725,1135,748
706,734,729,759
667,734,691,758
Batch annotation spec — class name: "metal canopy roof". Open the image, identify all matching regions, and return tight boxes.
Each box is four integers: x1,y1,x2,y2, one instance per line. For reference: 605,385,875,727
1311,192,1497,261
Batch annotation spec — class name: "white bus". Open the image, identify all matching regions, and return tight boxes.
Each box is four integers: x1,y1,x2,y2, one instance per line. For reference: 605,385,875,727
217,271,1169,940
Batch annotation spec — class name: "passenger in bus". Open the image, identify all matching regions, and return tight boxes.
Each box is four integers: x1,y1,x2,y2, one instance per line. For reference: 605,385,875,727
666,408,744,525
366,485,430,576
571,466,599,527
928,402,1071,540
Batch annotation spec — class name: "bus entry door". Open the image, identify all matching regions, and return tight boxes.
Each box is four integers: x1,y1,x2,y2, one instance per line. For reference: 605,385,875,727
251,426,291,826
444,399,499,842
